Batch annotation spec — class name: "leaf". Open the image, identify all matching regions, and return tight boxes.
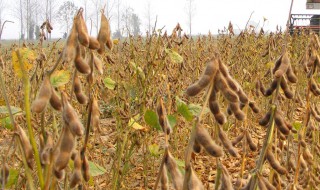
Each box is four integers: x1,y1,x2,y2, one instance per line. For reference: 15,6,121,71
148,143,161,157
188,104,209,116
88,161,107,177
0,106,22,115
103,77,116,90
176,97,193,121
12,48,35,78
5,169,19,188
137,67,145,80
165,48,183,64
50,70,70,87
1,117,13,129
293,121,302,131
167,115,177,129
144,110,161,131
265,61,274,69
113,39,119,45
128,117,145,130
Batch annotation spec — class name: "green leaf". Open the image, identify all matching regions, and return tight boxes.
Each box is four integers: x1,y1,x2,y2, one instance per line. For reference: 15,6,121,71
188,104,209,116
0,106,22,115
165,48,183,64
175,158,185,168
5,169,19,188
50,70,70,87
148,143,161,157
1,117,13,129
176,97,193,121
89,161,107,177
293,121,302,131
103,77,116,90
167,115,177,129
144,110,161,131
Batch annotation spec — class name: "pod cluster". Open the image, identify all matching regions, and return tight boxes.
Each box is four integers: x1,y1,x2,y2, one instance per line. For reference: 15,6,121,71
186,54,258,125
259,51,297,99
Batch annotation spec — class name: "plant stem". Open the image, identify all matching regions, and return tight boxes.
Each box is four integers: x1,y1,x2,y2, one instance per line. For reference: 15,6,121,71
16,50,44,188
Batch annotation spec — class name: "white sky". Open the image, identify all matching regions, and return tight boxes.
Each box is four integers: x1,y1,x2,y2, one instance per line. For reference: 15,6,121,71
1,0,320,39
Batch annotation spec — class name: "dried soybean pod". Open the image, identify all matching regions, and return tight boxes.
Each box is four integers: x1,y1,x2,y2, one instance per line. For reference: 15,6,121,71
160,165,169,190
300,155,307,171
237,87,249,104
218,126,239,157
157,98,171,135
229,102,245,121
274,51,290,78
186,59,219,96
82,154,90,182
70,152,82,188
245,131,257,151
215,72,239,103
49,87,62,111
310,78,320,96
266,149,287,175
257,176,267,190
259,110,271,127
289,157,296,171
265,78,279,96
193,139,201,153
302,147,313,165
17,124,33,169
91,97,100,129
272,55,283,74
63,23,78,63
195,124,223,157
261,177,276,190
74,45,91,74
0,164,9,184
54,126,75,171
54,169,65,181
220,164,233,190
274,112,290,135
73,72,88,105
286,64,297,83
186,167,204,190
280,77,293,99
232,132,244,146
61,92,84,136
248,101,260,113
31,75,52,113
41,134,53,165
165,152,183,190
255,79,260,96
75,11,89,47
97,12,113,54
259,79,266,95
93,54,103,74
208,87,220,114
88,37,100,50
214,112,227,125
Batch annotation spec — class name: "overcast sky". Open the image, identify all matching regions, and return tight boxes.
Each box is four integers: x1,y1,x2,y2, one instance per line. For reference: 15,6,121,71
1,0,319,39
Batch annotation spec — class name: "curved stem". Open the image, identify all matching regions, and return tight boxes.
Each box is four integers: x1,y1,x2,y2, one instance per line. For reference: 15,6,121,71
16,50,44,188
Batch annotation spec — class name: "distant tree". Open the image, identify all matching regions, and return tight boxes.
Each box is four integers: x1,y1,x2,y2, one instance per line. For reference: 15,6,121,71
57,1,78,35
28,21,35,40
144,0,154,33
121,7,141,36
35,25,40,39
185,0,196,36
131,13,141,36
